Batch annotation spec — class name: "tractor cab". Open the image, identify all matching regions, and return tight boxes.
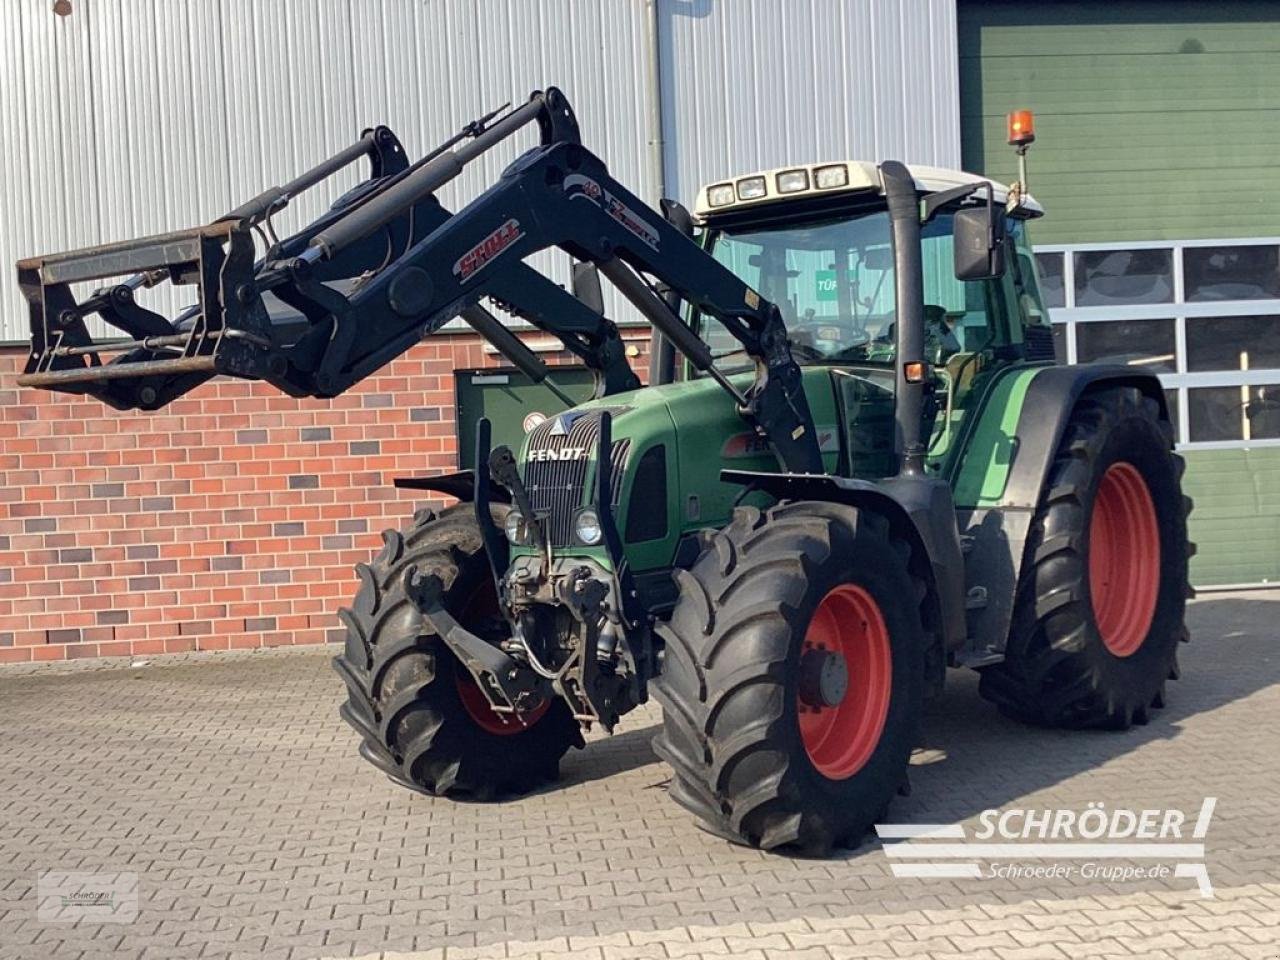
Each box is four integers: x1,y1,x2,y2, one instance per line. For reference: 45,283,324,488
684,161,1052,481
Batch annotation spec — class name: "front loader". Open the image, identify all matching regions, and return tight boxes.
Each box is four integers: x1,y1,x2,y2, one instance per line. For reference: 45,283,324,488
14,89,1192,853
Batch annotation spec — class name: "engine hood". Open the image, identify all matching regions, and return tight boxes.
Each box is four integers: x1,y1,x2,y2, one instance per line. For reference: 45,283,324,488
517,368,841,572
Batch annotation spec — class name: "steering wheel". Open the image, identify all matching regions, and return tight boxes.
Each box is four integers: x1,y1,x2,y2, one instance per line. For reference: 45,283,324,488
787,317,870,361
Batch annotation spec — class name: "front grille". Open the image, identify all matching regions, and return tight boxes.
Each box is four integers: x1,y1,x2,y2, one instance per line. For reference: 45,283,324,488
523,409,630,547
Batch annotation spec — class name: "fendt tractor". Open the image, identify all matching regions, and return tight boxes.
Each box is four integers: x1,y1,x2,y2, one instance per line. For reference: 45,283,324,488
15,90,1191,853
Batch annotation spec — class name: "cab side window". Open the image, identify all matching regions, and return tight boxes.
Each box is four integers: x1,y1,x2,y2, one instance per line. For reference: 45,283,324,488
922,214,1019,470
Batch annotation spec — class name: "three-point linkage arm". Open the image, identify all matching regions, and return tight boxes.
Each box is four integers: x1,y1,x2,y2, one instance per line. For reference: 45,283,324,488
17,88,819,473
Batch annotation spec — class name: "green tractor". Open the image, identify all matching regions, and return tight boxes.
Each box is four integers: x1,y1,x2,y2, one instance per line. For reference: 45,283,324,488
15,91,1190,853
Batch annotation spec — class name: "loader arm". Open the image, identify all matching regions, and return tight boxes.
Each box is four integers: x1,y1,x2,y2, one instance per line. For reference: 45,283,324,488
15,101,637,409
15,87,819,473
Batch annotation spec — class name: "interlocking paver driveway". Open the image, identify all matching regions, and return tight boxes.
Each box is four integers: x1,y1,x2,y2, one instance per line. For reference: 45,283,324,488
1,592,1278,960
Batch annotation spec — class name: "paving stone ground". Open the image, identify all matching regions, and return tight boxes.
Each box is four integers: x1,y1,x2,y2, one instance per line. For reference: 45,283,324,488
1,591,1278,960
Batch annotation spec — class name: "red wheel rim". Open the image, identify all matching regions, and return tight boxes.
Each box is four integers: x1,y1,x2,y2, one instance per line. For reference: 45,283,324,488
1089,462,1160,657
797,584,892,780
455,672,550,736
453,579,550,736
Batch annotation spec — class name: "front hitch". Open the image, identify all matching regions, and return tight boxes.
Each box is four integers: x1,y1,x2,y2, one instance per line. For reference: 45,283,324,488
403,566,549,723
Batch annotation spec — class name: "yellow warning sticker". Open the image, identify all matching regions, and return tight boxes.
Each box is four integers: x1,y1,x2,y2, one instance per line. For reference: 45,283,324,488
744,288,760,309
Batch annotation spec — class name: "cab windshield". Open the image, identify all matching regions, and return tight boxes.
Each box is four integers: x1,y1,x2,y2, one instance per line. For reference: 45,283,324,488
700,209,989,369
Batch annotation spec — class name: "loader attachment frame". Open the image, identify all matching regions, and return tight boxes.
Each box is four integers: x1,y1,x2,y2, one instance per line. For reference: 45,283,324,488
16,86,819,473
16,96,639,409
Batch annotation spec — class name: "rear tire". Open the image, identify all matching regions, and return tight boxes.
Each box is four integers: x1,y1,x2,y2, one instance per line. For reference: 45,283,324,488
332,504,582,798
652,502,925,854
979,387,1192,728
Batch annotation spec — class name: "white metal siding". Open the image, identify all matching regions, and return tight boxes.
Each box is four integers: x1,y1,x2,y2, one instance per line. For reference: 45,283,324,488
0,0,959,342
660,0,961,205
0,0,657,339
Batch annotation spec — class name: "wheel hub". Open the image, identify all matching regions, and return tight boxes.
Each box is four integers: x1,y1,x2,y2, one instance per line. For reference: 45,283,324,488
798,649,849,708
796,583,893,780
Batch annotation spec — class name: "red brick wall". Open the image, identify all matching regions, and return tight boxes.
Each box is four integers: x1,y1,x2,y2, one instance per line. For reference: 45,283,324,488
0,331,651,663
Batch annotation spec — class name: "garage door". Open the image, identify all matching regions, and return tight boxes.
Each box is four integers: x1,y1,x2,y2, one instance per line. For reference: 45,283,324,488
960,1,1280,587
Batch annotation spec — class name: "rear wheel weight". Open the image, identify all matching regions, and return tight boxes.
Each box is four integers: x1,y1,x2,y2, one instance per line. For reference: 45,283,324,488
979,386,1192,729
652,501,925,854
332,503,581,798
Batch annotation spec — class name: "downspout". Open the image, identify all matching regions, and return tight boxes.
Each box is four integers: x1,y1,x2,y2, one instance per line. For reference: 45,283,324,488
643,0,676,385
643,0,667,204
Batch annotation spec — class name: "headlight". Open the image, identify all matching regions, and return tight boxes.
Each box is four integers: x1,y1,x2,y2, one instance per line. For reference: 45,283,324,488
574,508,603,546
736,176,767,201
706,183,736,207
814,164,849,189
503,510,528,545
776,169,809,194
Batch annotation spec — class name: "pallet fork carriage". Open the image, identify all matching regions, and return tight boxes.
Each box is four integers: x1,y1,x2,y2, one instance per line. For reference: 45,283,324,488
13,88,1193,853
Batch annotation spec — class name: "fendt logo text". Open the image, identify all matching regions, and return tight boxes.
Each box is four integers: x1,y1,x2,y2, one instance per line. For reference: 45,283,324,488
526,447,589,462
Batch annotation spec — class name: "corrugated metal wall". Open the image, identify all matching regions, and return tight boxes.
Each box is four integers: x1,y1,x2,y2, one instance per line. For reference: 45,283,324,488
0,0,960,342
660,0,961,205
0,0,659,337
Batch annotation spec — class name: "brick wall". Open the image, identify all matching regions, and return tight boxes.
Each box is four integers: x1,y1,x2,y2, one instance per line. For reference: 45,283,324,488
0,331,651,663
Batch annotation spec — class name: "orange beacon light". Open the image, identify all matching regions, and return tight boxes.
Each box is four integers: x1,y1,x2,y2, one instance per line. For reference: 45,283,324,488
1007,110,1036,148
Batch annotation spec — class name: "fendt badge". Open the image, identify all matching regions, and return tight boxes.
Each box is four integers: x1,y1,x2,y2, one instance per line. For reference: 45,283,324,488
526,447,589,462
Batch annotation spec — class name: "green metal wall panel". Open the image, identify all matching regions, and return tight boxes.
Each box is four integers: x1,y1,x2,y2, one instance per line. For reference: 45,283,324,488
1181,448,1280,586
959,1,1280,244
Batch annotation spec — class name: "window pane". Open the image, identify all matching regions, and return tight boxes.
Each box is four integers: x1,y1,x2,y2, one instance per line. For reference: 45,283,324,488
1073,249,1173,306
1188,385,1280,442
1075,318,1176,372
705,212,898,367
1184,244,1280,302
1186,314,1280,372
1034,252,1065,309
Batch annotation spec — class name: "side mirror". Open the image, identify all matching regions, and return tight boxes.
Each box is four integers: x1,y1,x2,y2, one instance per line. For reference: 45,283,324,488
571,260,606,314
953,187,1007,282
660,198,695,239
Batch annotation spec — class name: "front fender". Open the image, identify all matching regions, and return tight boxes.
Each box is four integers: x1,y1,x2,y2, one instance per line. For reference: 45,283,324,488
721,469,967,655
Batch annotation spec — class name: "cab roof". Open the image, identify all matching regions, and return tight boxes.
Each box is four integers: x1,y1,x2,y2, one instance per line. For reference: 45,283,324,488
692,160,1043,223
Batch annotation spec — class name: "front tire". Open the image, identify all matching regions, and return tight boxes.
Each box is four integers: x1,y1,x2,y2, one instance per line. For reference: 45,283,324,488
979,386,1192,728
652,502,925,854
332,504,582,798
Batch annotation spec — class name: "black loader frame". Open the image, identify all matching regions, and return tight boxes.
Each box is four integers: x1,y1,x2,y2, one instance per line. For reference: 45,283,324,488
17,88,818,474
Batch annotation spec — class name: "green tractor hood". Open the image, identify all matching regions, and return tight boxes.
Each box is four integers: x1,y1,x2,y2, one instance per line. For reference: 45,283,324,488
516,368,842,572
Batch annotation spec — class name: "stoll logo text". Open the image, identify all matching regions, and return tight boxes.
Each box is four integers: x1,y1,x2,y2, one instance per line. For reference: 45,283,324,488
876,798,1217,897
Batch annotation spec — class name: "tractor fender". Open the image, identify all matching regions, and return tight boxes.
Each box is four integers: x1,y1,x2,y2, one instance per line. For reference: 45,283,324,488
721,469,968,654
953,364,1171,664
1000,364,1170,510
